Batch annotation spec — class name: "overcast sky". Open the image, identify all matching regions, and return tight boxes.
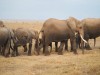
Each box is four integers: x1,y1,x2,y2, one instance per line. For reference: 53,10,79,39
0,0,100,20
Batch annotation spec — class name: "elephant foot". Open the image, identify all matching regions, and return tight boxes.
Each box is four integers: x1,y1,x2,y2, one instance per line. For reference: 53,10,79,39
70,50,73,52
28,53,31,56
73,50,78,54
24,50,27,52
58,51,63,55
5,53,10,58
73,52,78,55
45,51,50,56
11,55,16,57
34,50,40,55
55,49,58,52
65,49,68,52
86,47,92,50
11,53,16,57
16,53,19,56
55,50,58,52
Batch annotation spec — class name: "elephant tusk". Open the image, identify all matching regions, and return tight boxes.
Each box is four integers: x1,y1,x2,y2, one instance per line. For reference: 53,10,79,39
39,32,42,39
80,35,88,43
75,32,77,36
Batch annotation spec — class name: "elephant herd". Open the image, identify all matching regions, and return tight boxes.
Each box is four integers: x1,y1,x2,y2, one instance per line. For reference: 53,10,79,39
0,17,100,57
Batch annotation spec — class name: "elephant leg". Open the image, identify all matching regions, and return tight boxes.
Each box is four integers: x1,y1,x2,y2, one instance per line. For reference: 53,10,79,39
81,39,85,54
73,39,77,54
43,44,45,53
8,48,10,55
44,44,50,56
70,39,73,52
0,47,1,55
49,43,52,53
4,40,11,57
11,45,17,57
34,39,40,55
2,46,6,56
64,40,68,51
23,45,27,52
15,46,19,56
28,43,32,56
55,42,58,52
76,42,78,49
70,36,77,54
58,41,64,55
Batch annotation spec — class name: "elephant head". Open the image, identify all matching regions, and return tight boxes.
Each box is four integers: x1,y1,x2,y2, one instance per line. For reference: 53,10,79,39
67,17,88,53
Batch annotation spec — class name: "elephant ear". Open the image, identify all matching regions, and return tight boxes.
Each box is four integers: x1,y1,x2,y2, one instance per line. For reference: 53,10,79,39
10,29,18,44
67,17,77,32
10,29,15,38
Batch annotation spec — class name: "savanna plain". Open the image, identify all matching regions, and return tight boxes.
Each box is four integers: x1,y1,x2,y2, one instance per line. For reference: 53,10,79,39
0,20,100,75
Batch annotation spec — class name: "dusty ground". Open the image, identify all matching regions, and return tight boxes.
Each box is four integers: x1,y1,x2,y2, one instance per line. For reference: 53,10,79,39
0,21,100,75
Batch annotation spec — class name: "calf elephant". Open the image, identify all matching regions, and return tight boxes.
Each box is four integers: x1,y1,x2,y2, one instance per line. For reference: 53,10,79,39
78,18,100,50
11,28,38,56
35,17,88,56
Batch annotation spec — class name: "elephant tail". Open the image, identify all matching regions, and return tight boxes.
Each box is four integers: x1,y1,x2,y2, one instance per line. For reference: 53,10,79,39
94,38,96,47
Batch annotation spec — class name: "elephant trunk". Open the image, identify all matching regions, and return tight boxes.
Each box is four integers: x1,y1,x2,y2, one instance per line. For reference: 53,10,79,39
79,31,88,54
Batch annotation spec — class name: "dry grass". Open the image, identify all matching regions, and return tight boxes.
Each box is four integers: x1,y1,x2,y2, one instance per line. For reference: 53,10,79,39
0,20,100,75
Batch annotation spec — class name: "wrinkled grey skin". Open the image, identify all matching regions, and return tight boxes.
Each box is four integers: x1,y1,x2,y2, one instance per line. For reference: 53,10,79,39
0,21,12,57
78,18,100,50
12,28,38,56
35,17,84,56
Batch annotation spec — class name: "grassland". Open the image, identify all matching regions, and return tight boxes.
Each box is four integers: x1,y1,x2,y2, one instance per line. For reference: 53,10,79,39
0,20,100,75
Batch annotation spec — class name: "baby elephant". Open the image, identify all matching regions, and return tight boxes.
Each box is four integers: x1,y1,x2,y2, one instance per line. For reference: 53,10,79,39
12,28,38,56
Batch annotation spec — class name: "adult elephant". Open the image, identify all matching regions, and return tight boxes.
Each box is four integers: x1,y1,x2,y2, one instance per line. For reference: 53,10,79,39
0,24,12,57
35,17,87,55
11,28,38,56
78,18,100,50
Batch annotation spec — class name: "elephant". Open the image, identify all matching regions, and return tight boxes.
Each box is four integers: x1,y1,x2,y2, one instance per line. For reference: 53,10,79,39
0,27,12,57
11,28,38,56
78,18,100,50
0,21,5,27
35,17,88,56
